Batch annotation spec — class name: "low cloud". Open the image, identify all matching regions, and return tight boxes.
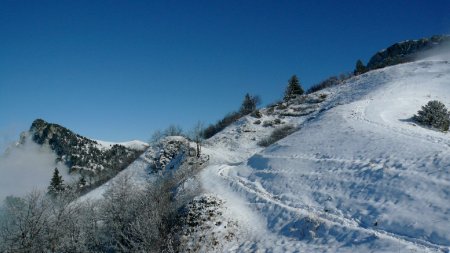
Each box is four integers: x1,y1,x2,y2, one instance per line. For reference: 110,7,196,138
415,38,450,61
0,136,71,201
0,125,21,154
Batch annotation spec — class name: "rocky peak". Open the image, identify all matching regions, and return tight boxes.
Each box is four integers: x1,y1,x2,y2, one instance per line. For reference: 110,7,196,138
26,118,145,191
367,35,450,70
30,119,91,148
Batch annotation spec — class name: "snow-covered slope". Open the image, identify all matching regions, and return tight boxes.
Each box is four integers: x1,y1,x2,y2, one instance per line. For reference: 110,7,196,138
199,60,450,252
94,139,149,151
66,59,449,252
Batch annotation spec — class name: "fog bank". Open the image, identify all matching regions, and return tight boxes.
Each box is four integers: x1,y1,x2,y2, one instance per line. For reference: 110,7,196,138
0,136,71,201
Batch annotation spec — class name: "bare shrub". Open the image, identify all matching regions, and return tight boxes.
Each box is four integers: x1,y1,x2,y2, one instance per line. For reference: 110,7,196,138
0,139,206,253
258,125,298,147
0,192,50,252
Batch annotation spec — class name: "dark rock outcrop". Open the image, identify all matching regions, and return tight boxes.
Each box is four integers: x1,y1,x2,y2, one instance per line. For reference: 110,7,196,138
367,35,450,70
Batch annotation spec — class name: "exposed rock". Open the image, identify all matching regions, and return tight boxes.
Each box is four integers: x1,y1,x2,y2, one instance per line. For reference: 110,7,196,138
367,35,450,70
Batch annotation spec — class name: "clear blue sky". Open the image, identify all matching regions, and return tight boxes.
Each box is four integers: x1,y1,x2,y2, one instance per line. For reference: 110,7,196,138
1,0,449,148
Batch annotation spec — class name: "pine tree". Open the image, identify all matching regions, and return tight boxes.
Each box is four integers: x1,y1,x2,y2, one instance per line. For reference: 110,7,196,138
240,93,260,115
48,168,65,196
413,100,450,131
284,75,304,101
354,59,367,75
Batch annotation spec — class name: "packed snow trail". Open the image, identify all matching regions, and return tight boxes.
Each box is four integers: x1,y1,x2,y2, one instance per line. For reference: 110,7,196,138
219,163,448,252
200,60,450,252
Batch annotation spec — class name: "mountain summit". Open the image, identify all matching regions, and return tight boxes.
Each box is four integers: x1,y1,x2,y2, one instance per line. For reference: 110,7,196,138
21,119,148,190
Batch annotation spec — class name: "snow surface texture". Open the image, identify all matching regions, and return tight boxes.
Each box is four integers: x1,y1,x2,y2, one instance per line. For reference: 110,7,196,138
198,60,450,252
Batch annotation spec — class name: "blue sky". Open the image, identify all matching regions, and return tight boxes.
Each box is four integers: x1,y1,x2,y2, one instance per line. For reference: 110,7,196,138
1,0,449,148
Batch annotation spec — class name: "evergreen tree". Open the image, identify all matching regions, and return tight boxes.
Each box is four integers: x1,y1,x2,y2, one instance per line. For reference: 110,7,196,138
240,93,260,115
413,100,450,131
354,59,367,75
284,75,304,101
48,168,65,196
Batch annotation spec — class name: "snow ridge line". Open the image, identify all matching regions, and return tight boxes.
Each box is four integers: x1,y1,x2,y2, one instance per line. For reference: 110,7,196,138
217,164,447,252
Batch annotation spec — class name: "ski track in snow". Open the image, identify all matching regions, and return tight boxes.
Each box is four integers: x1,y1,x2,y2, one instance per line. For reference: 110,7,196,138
200,60,450,252
218,162,447,252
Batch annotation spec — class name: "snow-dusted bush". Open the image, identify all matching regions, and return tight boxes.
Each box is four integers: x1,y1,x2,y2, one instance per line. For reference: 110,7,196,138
262,120,273,127
251,109,262,118
258,125,297,147
266,107,275,115
0,190,95,253
413,100,450,131
276,104,288,110
0,192,49,252
262,119,282,128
